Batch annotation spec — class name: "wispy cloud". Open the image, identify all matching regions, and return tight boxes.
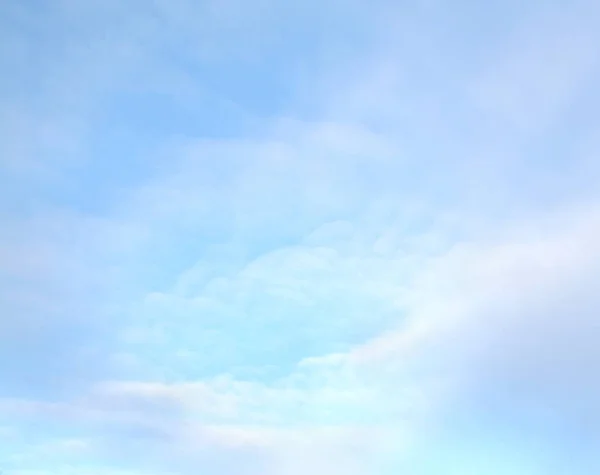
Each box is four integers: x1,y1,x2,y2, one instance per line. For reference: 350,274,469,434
1,0,600,473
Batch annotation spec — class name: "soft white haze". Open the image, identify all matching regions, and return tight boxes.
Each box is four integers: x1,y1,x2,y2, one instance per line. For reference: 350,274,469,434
1,0,600,474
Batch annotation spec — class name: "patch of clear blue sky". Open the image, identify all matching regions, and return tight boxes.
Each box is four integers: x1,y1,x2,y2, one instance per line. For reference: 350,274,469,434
2,0,586,220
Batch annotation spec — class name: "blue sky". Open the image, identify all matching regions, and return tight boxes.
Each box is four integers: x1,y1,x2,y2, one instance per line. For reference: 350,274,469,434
1,0,600,473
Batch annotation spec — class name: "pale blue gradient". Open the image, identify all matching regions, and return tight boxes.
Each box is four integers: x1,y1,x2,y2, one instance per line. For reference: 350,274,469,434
1,0,600,474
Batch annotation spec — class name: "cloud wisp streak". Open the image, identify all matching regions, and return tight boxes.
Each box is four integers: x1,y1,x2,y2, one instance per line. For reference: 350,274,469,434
1,0,600,474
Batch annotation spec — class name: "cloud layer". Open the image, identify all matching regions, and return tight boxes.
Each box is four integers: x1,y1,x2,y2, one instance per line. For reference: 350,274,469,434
2,0,600,474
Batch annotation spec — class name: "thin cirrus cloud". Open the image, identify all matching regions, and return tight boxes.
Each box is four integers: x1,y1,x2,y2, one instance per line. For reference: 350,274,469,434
1,0,600,474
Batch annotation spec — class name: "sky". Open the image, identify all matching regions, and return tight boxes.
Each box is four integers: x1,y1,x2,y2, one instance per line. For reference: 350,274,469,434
1,0,600,473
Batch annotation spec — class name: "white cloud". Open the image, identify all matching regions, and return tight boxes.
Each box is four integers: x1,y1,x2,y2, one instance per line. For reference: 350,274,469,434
339,203,600,471
5,200,600,473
